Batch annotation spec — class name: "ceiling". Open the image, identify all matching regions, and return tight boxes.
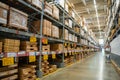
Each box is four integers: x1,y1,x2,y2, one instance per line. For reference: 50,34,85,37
68,0,107,39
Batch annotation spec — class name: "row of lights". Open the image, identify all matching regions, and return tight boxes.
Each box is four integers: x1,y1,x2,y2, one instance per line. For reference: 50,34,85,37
93,0,101,37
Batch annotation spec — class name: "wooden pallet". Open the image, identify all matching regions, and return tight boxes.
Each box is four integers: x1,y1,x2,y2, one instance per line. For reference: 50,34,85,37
0,23,6,27
7,25,28,31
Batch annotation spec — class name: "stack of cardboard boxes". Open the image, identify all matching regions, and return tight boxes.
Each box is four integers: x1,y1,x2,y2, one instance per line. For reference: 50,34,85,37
41,60,50,75
42,45,50,52
0,2,28,31
44,2,53,16
64,29,69,40
0,2,9,25
52,25,59,38
43,19,52,36
8,7,28,31
20,41,38,52
53,5,59,20
19,65,36,80
27,0,42,9
50,44,63,51
2,39,20,52
0,64,18,80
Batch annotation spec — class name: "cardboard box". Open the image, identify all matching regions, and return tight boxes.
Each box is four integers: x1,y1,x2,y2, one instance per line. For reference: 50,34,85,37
21,41,38,52
50,65,57,71
52,25,59,38
19,65,36,80
69,33,72,41
64,29,69,40
44,2,52,16
42,45,50,52
0,2,9,25
1,75,18,80
65,19,69,26
32,20,41,34
53,5,59,20
32,0,42,9
42,19,52,36
2,39,20,52
50,44,63,51
55,0,64,8
68,19,72,28
65,3,69,12
8,7,28,31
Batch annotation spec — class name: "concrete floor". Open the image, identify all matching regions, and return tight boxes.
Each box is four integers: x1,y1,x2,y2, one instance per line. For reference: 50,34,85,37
41,52,120,80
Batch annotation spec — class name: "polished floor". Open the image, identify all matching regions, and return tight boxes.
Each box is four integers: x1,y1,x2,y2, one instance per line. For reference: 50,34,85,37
41,52,120,80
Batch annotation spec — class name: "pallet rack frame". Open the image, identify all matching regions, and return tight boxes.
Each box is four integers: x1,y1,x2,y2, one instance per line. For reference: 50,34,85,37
0,0,98,78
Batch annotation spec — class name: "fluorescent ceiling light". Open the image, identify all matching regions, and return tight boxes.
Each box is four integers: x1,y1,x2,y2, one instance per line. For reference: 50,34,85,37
93,0,101,36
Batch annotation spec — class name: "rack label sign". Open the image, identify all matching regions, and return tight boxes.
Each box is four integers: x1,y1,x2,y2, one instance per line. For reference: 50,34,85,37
52,53,56,59
43,54,48,60
30,36,37,42
2,57,14,66
42,38,48,44
29,56,36,62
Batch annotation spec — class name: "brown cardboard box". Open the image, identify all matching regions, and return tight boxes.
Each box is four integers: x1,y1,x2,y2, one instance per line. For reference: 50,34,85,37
31,0,42,9
64,29,69,40
42,45,50,52
19,65,36,80
65,19,69,26
50,44,63,51
21,41,38,52
2,39,20,52
50,65,57,71
43,19,47,35
44,2,52,16
1,75,18,80
32,20,41,34
53,5,59,20
48,21,52,36
52,25,59,38
8,7,28,31
65,3,69,12
0,2,9,25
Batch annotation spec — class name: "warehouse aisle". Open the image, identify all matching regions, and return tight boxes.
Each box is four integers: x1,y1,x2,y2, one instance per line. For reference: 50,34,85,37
41,52,120,80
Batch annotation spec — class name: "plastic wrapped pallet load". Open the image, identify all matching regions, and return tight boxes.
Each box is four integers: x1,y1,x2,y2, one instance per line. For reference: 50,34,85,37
55,0,64,8
69,19,72,28
44,2,53,16
52,25,59,38
8,7,28,31
53,5,59,20
0,2,9,25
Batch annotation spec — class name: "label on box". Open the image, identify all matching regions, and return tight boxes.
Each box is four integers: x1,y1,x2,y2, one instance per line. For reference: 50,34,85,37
51,52,56,59
6,53,17,57
30,36,37,43
43,54,48,60
36,52,40,56
29,52,35,56
42,52,48,55
36,78,40,80
42,38,48,44
29,56,36,62
2,57,14,66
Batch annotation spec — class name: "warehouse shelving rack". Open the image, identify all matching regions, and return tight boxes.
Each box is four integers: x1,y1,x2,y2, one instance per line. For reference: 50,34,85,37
0,0,98,78
104,0,120,74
